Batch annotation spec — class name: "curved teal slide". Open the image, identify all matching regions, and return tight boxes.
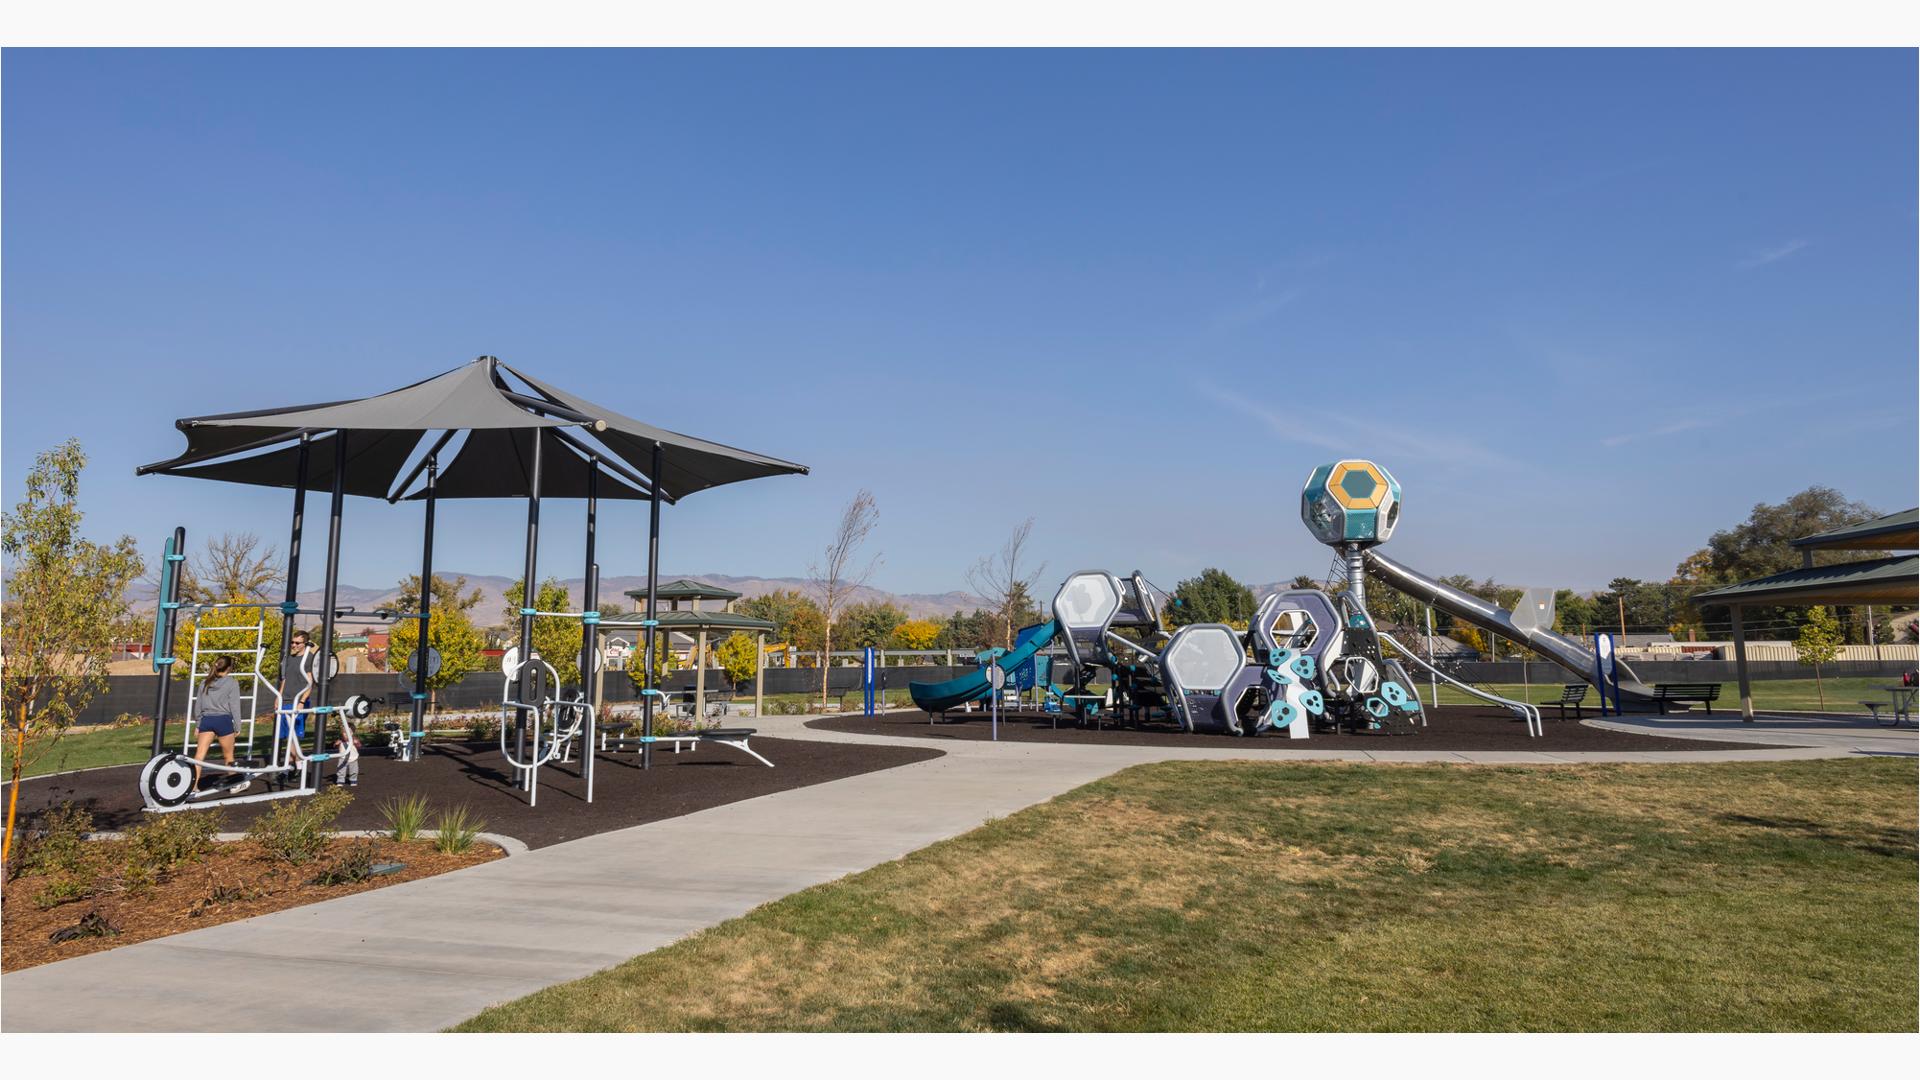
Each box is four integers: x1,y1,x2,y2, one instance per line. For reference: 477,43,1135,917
910,621,1058,713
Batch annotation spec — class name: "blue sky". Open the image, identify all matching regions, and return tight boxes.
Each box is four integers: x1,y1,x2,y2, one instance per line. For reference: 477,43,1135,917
4,49,1914,598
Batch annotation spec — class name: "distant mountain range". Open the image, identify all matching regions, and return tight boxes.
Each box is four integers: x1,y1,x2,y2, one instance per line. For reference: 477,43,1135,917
126,573,992,625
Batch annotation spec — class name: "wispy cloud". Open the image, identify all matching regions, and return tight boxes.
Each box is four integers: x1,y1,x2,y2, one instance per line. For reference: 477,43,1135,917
1737,239,1809,270
1196,380,1534,474
1600,418,1713,447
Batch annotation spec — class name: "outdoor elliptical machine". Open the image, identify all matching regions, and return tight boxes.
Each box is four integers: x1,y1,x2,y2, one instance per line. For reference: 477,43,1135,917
498,645,595,807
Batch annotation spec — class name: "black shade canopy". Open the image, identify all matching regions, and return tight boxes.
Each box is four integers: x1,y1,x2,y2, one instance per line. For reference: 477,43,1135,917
501,362,809,501
137,357,808,501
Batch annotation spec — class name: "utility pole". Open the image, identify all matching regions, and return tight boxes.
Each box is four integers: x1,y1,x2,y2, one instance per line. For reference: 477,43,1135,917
1617,596,1627,639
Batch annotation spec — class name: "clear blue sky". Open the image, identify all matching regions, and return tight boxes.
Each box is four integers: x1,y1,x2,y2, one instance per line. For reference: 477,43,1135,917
4,49,1914,598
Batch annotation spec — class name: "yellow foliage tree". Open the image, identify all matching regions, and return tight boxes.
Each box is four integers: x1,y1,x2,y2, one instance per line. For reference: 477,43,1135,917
890,619,941,650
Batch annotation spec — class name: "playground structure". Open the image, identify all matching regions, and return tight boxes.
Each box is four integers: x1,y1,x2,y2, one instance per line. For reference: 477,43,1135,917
908,458,1677,738
133,357,807,812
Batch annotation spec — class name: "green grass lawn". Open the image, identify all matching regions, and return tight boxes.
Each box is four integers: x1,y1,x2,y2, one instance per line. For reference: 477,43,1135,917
454,758,1918,1032
1423,676,1900,714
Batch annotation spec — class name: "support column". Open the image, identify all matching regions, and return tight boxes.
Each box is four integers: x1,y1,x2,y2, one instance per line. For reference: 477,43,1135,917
695,628,708,723
275,436,310,758
150,527,187,757
409,455,436,757
1731,604,1754,723
311,434,349,787
1344,542,1366,608
514,430,544,777
755,631,765,718
642,442,663,769
579,466,599,802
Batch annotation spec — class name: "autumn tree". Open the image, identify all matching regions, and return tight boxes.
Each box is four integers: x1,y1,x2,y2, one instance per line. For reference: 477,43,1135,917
1794,606,1842,710
2,441,145,869
394,573,485,616
965,517,1047,650
715,632,759,685
739,589,826,651
835,600,907,649
387,604,485,705
891,619,942,650
808,490,880,705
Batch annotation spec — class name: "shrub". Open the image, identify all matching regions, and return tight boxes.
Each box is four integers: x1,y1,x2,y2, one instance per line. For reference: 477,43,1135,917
245,786,353,865
13,801,94,878
381,794,431,842
34,868,100,909
311,838,379,886
467,715,499,742
124,807,223,874
432,804,483,854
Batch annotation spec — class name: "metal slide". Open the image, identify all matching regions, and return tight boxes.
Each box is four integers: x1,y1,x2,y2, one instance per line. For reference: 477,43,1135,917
909,622,1059,714
1364,549,1658,708
1378,632,1541,736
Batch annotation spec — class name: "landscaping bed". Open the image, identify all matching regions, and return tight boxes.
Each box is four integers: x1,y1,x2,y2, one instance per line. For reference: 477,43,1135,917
809,704,1785,751
6,736,944,850
4,795,502,972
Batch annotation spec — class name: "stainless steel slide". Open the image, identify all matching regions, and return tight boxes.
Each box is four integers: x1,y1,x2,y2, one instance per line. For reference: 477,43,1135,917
1363,549,1657,708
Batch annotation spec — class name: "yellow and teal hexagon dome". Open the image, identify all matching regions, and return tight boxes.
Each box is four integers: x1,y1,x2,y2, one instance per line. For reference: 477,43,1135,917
1301,460,1401,546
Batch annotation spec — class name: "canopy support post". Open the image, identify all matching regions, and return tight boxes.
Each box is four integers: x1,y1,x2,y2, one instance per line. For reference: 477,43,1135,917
150,526,187,757
311,434,349,787
515,431,544,787
580,467,599,803
642,442,663,770
1731,604,1754,723
696,629,708,725
272,436,310,760
755,631,765,720
409,455,436,760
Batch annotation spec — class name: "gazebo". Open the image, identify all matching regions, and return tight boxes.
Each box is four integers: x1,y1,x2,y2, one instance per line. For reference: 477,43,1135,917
609,579,775,721
1692,508,1918,720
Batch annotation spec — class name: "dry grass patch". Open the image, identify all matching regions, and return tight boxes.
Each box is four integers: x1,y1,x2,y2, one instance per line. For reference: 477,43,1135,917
456,758,1916,1033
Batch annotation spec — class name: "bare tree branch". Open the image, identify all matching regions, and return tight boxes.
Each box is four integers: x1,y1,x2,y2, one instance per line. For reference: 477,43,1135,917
183,532,283,603
965,517,1046,649
807,490,881,705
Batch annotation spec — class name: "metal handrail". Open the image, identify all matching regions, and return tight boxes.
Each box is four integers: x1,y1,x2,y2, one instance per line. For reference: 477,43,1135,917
1379,632,1541,737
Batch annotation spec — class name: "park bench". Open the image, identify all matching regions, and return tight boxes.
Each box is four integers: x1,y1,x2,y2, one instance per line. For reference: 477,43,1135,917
1652,683,1721,715
1553,683,1589,721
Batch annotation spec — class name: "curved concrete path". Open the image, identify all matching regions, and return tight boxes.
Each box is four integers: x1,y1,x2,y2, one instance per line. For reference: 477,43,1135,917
3,711,1907,1033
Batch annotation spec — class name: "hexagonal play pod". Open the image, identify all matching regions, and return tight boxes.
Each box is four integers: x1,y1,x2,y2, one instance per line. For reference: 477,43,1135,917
1162,625,1246,693
1301,459,1402,546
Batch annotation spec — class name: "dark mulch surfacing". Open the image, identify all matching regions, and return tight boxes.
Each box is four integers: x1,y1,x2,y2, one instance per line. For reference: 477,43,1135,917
8,736,943,850
809,705,1785,751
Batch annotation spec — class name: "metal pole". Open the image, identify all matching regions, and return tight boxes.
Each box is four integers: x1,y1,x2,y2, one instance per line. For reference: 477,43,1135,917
580,467,599,802
311,434,349,787
1425,604,1438,709
755,631,765,719
515,431,544,783
1344,543,1366,609
276,436,310,760
1731,604,1754,723
409,455,436,759
150,527,187,756
642,443,663,769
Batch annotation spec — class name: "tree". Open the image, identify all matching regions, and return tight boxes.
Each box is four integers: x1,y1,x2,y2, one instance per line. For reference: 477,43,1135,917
178,531,283,604
836,600,907,649
1288,575,1317,591
1169,568,1257,628
940,609,1001,651
965,517,1047,650
2,441,144,870
891,618,942,650
1794,606,1842,710
502,578,583,686
1684,487,1880,634
625,632,679,691
173,603,284,684
808,490,880,705
394,573,485,616
739,589,826,650
387,603,485,704
714,632,759,685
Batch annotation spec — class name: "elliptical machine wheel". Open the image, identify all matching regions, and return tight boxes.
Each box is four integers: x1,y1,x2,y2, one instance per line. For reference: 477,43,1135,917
139,752,196,809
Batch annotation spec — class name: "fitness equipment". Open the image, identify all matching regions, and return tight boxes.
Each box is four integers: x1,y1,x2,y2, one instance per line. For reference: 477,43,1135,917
497,634,597,807
139,644,372,812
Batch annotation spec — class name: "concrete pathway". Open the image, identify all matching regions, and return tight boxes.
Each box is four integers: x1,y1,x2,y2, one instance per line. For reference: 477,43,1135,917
3,711,1903,1032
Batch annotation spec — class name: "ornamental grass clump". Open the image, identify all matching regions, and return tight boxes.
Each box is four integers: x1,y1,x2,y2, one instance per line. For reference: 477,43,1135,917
245,786,353,865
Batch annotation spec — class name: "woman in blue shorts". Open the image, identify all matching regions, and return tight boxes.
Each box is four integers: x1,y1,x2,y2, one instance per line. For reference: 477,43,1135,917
192,655,248,792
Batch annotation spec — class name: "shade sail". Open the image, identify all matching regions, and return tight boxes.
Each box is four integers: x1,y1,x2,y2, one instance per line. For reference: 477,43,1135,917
501,362,808,500
138,357,808,504
406,427,658,502
155,429,423,499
